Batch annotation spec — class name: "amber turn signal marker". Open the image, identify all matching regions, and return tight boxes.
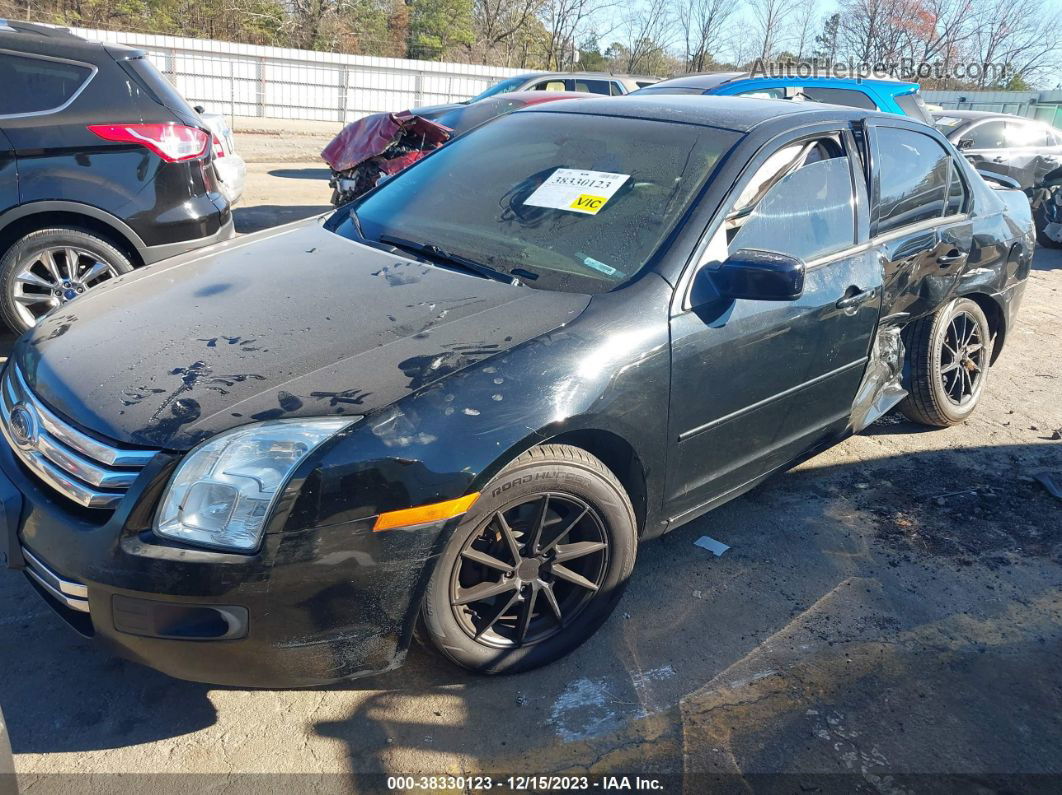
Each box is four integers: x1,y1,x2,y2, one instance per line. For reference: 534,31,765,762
372,492,480,532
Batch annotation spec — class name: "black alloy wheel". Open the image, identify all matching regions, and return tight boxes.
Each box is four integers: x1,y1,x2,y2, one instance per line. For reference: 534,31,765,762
449,492,608,647
900,297,992,427
939,309,986,407
421,444,637,674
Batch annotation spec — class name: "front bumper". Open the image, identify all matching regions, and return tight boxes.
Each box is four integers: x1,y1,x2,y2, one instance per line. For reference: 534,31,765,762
0,435,439,687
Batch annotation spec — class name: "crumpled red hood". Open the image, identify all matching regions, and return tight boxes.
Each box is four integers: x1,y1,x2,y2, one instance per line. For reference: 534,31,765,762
320,111,451,172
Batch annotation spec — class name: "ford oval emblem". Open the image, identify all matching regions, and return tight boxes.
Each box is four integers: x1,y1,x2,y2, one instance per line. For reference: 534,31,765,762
9,403,39,451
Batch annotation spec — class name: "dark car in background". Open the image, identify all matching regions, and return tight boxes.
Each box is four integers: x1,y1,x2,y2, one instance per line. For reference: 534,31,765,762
414,90,589,135
0,97,1032,686
466,71,658,103
934,110,1062,247
0,21,233,331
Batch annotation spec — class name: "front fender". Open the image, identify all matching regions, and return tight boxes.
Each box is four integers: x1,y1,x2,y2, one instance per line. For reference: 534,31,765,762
291,275,675,535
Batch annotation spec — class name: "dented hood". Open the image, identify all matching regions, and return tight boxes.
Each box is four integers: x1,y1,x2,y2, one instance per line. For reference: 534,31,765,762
15,219,589,450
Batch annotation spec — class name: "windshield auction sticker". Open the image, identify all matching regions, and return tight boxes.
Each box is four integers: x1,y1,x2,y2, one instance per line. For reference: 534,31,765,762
524,169,630,215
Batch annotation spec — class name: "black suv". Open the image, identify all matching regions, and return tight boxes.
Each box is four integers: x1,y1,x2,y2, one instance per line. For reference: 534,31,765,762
0,20,233,331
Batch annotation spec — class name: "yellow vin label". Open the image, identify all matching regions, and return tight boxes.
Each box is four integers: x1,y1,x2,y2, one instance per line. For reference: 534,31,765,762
570,194,608,214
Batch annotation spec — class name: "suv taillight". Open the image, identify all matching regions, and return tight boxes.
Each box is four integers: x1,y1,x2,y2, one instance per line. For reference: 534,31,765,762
211,134,226,159
87,123,209,162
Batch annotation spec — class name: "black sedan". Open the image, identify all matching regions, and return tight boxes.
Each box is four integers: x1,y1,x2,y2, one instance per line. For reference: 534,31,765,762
934,110,1062,247
0,96,1033,686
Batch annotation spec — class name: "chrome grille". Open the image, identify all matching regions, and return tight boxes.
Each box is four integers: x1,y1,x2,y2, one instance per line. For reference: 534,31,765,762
0,365,158,509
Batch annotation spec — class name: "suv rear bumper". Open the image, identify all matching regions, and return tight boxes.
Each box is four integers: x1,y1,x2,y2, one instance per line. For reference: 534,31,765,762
139,212,235,265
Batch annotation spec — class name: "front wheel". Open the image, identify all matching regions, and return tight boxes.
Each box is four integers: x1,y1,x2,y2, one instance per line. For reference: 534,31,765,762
899,298,992,427
420,444,637,674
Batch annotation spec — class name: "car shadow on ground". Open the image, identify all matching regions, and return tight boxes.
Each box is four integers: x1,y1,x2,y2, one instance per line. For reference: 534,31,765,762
268,167,332,180
0,442,1059,763
1031,244,1062,270
306,440,1062,777
232,204,333,234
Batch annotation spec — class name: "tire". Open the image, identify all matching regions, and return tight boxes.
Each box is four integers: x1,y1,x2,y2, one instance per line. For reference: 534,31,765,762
899,298,992,427
421,444,637,675
0,227,134,333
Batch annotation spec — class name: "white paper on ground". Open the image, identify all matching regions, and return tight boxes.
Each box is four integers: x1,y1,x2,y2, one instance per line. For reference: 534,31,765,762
694,535,730,556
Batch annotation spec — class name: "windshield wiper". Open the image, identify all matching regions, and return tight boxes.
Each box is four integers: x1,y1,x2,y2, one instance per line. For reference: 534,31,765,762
378,235,521,286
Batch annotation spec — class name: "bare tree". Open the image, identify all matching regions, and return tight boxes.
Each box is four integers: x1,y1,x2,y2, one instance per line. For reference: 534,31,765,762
675,0,738,72
966,0,1062,86
749,0,798,60
611,0,672,73
471,0,544,64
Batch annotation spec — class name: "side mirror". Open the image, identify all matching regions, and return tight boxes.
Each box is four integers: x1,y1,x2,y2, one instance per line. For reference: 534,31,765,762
194,104,206,114
957,138,974,151
711,249,805,302
976,169,1021,190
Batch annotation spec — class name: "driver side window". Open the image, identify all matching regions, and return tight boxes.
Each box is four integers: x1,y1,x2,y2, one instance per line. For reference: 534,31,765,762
722,136,857,264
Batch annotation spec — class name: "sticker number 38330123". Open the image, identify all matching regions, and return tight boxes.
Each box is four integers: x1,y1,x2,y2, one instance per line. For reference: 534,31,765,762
524,169,631,215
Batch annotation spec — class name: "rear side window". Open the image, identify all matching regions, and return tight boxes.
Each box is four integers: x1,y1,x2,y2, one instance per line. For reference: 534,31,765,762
734,87,786,99
875,127,951,233
802,86,877,110
533,79,567,92
965,121,1006,149
120,55,196,116
946,161,967,215
0,52,92,116
1005,121,1049,147
573,79,611,95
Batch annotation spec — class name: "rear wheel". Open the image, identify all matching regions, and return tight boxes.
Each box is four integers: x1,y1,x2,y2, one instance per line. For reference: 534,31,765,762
899,298,991,427
421,444,637,674
0,227,133,332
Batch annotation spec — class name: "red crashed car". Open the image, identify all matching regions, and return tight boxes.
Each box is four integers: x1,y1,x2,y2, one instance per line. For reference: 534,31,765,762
321,91,589,206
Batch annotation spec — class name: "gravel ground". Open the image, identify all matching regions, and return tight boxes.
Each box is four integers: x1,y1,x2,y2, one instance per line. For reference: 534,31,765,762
0,164,1059,792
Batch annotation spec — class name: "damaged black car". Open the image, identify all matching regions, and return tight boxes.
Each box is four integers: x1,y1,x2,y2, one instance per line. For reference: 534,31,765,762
0,96,1033,686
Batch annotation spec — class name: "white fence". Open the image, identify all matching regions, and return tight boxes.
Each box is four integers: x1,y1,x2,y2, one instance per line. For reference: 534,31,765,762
68,27,527,122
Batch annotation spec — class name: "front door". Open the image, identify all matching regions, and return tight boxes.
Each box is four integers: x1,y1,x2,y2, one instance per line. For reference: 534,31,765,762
666,130,881,521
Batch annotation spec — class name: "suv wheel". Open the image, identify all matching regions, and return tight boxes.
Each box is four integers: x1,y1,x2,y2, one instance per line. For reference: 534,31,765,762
0,227,133,332
900,298,992,427
421,444,637,674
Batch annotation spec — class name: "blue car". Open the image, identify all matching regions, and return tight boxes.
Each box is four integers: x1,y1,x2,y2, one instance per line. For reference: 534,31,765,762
635,72,934,124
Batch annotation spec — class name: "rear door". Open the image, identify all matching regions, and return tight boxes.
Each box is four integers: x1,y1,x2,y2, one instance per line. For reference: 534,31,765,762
0,128,16,211
869,123,973,323
666,127,880,520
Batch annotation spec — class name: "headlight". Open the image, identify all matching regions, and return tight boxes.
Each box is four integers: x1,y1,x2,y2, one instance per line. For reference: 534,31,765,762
155,418,355,552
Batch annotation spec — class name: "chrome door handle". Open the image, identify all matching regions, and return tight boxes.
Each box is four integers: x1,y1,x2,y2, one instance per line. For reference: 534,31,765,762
836,289,875,310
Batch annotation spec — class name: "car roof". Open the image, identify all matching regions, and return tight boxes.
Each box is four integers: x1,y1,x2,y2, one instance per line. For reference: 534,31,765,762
499,91,593,102
516,71,658,82
0,18,141,58
522,93,885,132
649,71,916,91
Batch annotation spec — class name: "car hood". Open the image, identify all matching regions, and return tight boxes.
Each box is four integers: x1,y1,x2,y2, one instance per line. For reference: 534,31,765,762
15,219,590,450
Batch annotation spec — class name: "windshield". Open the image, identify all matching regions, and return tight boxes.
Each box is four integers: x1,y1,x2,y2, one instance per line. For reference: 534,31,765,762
328,111,739,293
467,76,528,103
